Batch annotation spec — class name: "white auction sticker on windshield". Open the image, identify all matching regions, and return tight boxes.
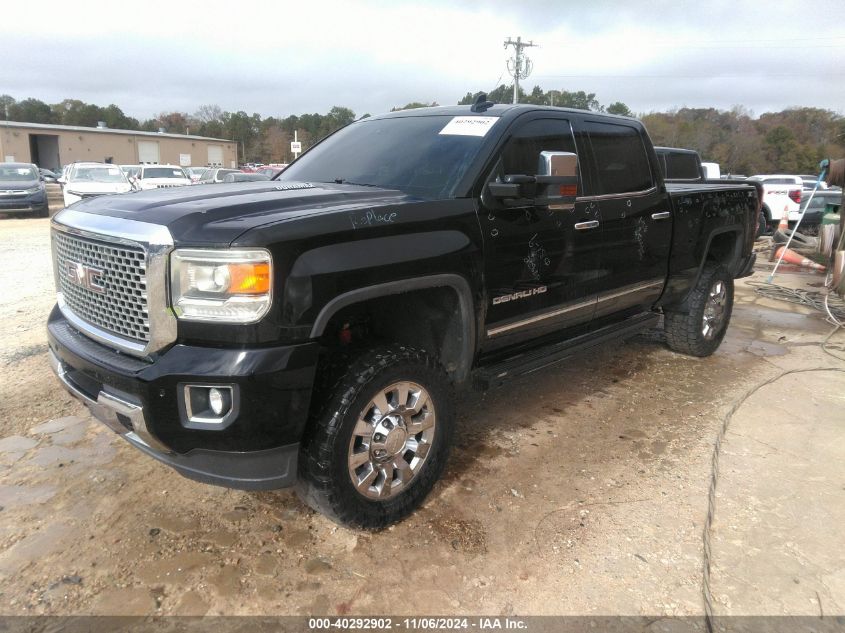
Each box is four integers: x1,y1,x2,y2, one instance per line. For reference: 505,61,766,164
439,116,498,137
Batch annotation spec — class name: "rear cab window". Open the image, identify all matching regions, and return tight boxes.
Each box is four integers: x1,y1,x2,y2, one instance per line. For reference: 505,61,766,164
664,152,701,180
582,122,654,196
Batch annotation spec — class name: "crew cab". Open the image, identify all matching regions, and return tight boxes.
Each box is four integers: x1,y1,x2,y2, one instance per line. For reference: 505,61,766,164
46,102,759,528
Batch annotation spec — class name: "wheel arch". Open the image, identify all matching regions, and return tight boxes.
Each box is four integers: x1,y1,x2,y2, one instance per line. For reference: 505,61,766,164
309,274,476,383
668,227,742,313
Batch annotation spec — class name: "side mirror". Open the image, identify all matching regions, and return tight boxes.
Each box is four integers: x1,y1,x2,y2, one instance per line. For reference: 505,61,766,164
534,151,578,210
57,177,66,185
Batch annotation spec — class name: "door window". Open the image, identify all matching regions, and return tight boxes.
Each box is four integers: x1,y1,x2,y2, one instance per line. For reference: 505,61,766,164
584,122,653,195
501,118,577,176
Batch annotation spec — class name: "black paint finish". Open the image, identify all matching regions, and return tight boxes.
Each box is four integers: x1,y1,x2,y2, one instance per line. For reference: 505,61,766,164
48,104,759,485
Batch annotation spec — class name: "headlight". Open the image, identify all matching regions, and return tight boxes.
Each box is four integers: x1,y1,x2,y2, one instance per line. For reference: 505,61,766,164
170,248,272,322
25,186,42,194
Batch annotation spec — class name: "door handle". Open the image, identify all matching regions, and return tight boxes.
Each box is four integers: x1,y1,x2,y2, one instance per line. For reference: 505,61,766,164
651,211,671,220
574,220,600,230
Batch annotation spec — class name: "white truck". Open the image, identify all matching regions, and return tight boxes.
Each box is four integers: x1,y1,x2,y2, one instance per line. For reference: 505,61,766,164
748,174,803,229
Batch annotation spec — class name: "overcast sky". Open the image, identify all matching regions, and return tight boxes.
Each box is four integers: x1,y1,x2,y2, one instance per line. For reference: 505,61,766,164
2,0,842,121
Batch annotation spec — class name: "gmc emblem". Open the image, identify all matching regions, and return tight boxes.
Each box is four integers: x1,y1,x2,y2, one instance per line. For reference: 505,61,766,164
66,260,106,294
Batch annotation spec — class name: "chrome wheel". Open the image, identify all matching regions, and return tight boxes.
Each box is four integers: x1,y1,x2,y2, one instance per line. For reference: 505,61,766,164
347,381,436,500
702,280,727,340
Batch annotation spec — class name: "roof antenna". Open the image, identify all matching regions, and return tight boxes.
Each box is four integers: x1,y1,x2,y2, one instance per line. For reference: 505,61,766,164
470,92,494,113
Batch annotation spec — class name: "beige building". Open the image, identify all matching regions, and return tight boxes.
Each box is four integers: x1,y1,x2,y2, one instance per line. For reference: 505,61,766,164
0,120,237,171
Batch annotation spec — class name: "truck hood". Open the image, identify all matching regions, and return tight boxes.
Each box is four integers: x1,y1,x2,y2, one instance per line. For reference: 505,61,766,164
62,181,413,244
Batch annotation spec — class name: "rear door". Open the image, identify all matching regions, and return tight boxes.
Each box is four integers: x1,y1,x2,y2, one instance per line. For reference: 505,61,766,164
579,121,671,317
480,116,603,352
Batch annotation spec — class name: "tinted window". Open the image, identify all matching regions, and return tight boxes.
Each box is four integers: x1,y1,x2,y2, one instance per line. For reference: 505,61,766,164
143,167,187,179
501,118,576,176
585,122,654,195
664,152,701,179
279,115,494,200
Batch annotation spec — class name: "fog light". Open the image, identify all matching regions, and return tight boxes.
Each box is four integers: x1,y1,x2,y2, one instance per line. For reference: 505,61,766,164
209,388,225,415
180,384,236,429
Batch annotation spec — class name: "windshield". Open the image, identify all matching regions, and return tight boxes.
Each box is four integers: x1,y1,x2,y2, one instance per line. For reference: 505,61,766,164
0,165,37,181
69,166,127,183
278,115,496,199
142,167,187,179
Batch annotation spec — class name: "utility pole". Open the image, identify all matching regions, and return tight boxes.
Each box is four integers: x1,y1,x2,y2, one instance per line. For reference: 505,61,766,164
504,36,538,104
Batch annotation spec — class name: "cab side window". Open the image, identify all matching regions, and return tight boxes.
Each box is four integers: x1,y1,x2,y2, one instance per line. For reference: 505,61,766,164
501,118,577,176
584,122,653,195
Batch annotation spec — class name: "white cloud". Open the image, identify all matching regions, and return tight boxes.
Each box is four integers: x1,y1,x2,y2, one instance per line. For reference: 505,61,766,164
2,0,843,119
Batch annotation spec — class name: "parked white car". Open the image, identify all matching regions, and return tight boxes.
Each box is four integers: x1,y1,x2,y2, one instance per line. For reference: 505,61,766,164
747,174,803,228
136,165,192,190
61,163,133,207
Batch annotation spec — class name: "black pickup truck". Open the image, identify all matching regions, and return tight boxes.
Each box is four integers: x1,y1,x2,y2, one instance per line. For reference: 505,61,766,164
47,102,759,528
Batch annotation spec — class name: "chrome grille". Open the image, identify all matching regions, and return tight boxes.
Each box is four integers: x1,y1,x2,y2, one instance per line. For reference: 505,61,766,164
53,230,149,344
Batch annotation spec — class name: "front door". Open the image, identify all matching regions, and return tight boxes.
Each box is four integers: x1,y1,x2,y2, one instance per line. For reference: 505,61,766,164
480,116,604,352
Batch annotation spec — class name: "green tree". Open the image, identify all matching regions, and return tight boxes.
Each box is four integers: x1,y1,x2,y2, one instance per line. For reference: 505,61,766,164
101,104,139,130
52,99,103,126
155,112,189,134
0,94,15,120
763,126,800,172
391,101,439,111
606,102,633,117
9,97,54,123
459,85,524,105
554,90,602,111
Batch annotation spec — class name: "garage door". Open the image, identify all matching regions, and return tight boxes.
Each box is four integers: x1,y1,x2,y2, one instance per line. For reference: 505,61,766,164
138,141,160,164
207,145,223,167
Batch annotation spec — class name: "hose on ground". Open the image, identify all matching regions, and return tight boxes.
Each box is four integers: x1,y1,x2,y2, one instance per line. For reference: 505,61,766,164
702,281,845,631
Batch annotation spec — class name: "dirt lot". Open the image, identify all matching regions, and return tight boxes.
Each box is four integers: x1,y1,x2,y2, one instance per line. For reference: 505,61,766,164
0,217,843,618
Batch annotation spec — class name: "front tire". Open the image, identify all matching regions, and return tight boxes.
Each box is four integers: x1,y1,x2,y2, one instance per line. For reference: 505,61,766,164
664,263,733,357
296,346,453,529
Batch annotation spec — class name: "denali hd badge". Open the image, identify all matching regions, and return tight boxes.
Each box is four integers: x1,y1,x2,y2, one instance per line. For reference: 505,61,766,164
67,260,105,294
492,286,547,305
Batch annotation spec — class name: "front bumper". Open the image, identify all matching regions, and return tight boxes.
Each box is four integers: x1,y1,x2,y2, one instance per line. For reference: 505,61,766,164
0,196,47,213
47,307,318,490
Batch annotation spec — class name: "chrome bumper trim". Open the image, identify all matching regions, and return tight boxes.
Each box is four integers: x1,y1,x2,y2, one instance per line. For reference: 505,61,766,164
48,349,172,454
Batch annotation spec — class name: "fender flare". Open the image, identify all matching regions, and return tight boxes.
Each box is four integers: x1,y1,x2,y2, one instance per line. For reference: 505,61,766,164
309,274,476,382
676,227,743,311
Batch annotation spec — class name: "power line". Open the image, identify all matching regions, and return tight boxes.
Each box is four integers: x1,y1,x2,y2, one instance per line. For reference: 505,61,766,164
504,36,538,104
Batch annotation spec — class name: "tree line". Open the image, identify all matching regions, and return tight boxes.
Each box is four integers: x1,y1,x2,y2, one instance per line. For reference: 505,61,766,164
2,88,842,174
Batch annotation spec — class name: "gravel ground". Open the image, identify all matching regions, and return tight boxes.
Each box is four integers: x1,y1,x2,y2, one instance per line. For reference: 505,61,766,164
0,217,842,618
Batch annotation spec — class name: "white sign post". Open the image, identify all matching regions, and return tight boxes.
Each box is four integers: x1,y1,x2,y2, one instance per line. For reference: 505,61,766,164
291,131,301,159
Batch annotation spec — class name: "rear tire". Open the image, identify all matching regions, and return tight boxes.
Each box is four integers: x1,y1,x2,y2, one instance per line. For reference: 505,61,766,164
296,346,453,529
664,263,733,357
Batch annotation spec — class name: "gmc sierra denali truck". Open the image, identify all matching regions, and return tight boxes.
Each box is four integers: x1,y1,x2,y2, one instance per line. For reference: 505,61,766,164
47,101,759,528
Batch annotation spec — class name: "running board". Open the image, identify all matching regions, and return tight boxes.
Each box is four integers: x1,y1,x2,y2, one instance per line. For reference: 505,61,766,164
472,312,660,390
